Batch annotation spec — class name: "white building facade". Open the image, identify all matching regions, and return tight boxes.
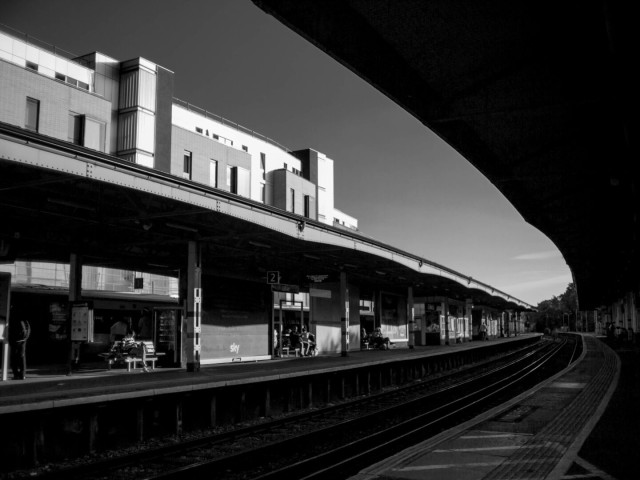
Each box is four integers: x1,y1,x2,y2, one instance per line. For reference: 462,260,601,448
0,26,357,231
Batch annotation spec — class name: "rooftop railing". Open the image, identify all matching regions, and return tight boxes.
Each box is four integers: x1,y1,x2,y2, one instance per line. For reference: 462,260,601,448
0,23,92,68
173,98,293,154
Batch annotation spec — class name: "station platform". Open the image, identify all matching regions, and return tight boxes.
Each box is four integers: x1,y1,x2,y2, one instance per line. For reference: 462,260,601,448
0,335,535,414
351,334,631,480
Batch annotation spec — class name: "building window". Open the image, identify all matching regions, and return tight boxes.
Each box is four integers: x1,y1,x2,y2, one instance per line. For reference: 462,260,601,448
26,61,38,71
84,117,105,152
290,188,295,213
25,97,40,132
210,159,218,188
242,145,248,152
227,166,236,193
260,152,266,180
196,127,203,134
183,150,192,180
284,163,288,171
68,113,83,145
68,114,104,151
260,183,265,203
304,195,310,218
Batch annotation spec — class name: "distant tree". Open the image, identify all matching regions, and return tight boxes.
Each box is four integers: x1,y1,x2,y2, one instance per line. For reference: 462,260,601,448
531,283,577,332
559,283,578,312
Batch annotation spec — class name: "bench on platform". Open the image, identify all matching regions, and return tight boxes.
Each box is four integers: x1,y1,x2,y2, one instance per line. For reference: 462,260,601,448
100,340,164,371
281,346,301,357
126,341,165,371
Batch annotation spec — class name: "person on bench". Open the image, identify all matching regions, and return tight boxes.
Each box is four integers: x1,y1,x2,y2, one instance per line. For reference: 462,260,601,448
371,327,390,350
361,328,370,349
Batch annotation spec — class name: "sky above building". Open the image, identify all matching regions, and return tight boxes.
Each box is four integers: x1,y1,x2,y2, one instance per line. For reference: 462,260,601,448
1,0,572,305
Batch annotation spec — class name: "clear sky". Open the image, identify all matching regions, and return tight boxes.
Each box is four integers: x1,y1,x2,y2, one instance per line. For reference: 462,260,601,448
0,0,572,305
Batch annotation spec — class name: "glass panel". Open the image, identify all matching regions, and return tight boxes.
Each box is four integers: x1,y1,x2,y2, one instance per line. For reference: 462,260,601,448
136,110,155,154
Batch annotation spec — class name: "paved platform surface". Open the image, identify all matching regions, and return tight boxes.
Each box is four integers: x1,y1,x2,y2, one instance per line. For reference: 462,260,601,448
350,334,628,480
0,335,535,414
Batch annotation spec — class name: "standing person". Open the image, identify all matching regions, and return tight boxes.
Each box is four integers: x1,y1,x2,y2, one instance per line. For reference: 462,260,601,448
290,326,301,355
137,307,153,340
273,327,279,356
301,326,315,356
479,322,488,340
9,311,30,380
110,318,129,343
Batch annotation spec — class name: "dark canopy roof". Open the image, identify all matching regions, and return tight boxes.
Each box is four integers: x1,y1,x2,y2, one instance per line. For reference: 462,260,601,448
253,0,638,309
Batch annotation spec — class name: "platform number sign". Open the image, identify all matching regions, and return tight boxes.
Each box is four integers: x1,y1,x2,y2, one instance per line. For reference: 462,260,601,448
267,271,280,284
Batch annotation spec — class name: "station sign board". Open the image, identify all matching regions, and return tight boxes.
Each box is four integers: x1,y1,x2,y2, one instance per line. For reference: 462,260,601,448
267,271,280,284
271,284,300,294
306,274,329,283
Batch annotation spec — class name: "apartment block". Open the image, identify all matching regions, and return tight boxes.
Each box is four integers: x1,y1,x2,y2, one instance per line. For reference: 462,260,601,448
0,25,358,231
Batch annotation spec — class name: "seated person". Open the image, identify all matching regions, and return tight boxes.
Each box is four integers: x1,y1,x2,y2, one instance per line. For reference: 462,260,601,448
371,327,390,350
122,330,150,372
120,329,138,355
290,327,302,352
361,328,370,346
282,329,292,349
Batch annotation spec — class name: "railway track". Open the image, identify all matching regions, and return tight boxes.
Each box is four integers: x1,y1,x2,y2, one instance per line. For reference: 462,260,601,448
23,336,577,480
255,336,574,480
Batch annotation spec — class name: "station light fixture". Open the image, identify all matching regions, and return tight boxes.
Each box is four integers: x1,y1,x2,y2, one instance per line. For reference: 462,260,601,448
47,197,96,212
248,240,271,249
166,222,198,233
